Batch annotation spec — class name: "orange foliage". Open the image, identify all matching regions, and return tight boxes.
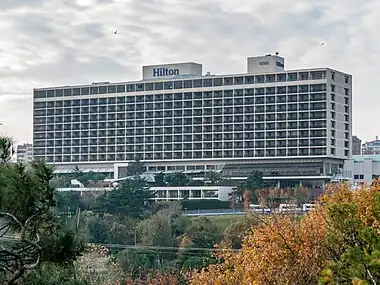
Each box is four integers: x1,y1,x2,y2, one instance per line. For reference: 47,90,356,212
191,210,327,285
321,182,380,232
122,272,185,285
191,182,380,285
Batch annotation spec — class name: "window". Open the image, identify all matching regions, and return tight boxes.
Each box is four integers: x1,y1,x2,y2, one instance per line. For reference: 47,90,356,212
345,88,349,96
117,85,125,93
331,72,335,80
331,148,336,155
331,84,335,93
359,174,364,179
344,76,349,84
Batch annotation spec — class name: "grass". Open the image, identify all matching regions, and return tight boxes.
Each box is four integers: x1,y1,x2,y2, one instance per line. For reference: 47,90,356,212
190,215,246,233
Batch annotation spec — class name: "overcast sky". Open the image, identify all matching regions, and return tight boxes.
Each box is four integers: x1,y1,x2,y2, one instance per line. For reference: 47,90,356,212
0,0,379,145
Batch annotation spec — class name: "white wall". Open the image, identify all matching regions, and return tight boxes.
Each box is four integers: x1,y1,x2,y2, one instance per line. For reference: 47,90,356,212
344,156,380,185
142,62,202,80
247,55,284,73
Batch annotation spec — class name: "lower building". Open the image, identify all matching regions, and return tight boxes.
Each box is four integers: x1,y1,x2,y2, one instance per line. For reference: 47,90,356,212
16,143,33,164
151,186,233,201
56,185,233,201
344,155,380,185
53,158,351,191
362,137,380,155
352,136,361,155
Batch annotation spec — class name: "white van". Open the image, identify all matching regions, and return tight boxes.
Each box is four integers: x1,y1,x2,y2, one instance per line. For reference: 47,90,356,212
302,203,316,212
249,204,271,214
279,204,301,213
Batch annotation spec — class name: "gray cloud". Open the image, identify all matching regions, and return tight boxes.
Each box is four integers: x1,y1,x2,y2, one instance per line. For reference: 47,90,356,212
0,0,379,144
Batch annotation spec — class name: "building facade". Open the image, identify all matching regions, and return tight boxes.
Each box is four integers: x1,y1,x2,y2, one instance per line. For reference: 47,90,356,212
151,186,233,201
344,155,380,186
16,143,33,164
33,54,352,188
362,137,380,155
352,135,361,155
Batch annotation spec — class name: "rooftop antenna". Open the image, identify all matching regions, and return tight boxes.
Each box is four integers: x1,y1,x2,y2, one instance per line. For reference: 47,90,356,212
275,52,279,56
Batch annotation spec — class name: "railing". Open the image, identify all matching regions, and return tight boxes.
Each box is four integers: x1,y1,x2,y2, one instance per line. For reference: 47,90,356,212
56,187,112,192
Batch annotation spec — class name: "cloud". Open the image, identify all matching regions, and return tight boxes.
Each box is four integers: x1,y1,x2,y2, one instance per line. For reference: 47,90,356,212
0,0,379,144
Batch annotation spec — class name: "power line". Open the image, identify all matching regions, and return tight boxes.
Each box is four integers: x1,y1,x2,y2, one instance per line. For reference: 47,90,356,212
95,243,241,252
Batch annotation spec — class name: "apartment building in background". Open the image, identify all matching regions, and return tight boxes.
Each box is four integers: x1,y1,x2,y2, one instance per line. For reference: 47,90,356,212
352,135,362,155
344,154,380,186
33,54,353,188
362,136,380,155
16,143,33,164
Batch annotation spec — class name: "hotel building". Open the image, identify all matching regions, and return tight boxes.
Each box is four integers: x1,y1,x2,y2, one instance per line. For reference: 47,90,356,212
33,54,352,188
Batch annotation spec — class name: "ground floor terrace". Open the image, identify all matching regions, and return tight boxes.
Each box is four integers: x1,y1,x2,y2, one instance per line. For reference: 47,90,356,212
51,157,351,190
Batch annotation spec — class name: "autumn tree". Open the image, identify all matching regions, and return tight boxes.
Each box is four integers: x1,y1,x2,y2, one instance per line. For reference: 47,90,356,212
318,182,380,284
190,182,380,285
236,171,264,203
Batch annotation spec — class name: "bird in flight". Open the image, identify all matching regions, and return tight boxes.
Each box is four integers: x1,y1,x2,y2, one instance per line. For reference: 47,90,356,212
114,30,118,35
321,42,325,46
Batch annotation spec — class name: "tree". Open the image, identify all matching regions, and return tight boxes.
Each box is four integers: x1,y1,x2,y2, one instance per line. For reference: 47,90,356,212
236,171,264,203
137,213,175,247
93,178,154,219
126,159,145,177
164,172,189,187
136,203,183,247
245,170,264,190
76,171,106,187
153,172,167,187
0,161,83,284
116,249,156,277
204,171,223,186
318,183,380,284
0,136,14,163
222,215,258,249
190,211,327,285
190,183,380,285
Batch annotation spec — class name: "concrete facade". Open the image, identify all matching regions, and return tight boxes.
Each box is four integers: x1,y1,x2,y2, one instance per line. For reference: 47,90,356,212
16,143,33,164
362,137,380,155
344,155,380,185
33,54,352,187
352,136,362,155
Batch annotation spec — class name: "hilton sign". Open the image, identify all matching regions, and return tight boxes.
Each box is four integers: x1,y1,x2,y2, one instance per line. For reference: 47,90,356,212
152,67,180,77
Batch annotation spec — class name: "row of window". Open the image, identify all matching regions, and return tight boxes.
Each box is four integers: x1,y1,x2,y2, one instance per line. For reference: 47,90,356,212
34,147,329,163
34,86,330,104
34,72,334,98
33,137,330,149
33,113,328,126
34,125,329,137
33,102,329,118
34,123,328,134
34,136,330,147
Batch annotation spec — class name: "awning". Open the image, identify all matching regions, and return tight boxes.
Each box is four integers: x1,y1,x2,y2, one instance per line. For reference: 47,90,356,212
54,168,114,174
